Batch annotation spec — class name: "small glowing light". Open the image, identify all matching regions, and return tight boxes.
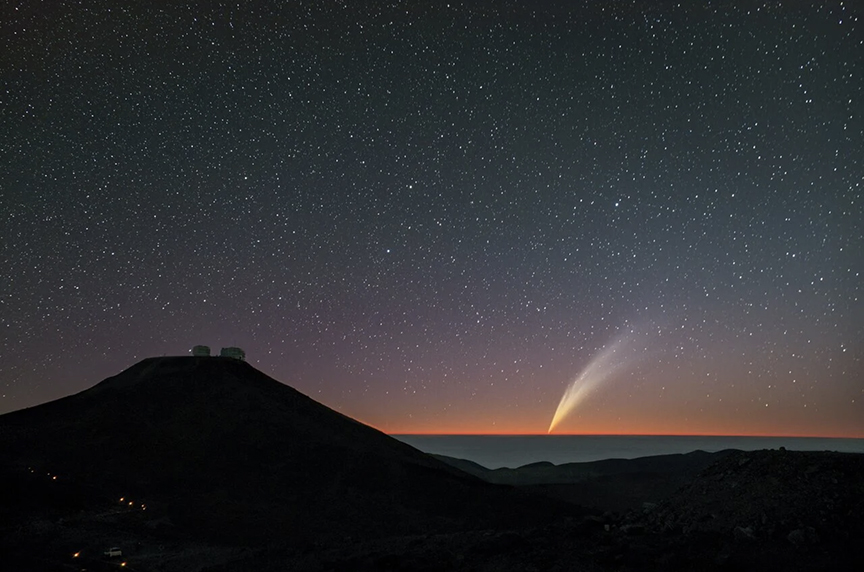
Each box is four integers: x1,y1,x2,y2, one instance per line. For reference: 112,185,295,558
119,497,125,502
73,552,80,558
121,562,127,567
52,476,57,480
128,501,134,506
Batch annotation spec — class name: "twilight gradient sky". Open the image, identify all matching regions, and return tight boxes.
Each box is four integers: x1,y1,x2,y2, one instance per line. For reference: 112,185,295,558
2,1,862,436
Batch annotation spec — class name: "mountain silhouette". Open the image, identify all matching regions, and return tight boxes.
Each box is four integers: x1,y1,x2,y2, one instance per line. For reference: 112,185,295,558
0,357,574,547
3,358,862,572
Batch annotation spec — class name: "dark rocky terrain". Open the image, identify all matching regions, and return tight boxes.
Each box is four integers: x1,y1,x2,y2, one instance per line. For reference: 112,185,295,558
1,357,861,571
632,447,864,571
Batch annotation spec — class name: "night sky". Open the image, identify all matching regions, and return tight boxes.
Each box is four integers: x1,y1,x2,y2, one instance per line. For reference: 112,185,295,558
2,1,862,437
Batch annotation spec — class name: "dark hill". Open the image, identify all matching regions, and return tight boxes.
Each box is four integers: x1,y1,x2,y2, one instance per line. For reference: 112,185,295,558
434,449,737,512
0,357,577,549
434,449,735,486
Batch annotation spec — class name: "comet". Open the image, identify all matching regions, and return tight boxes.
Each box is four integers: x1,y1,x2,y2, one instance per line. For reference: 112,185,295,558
548,331,636,433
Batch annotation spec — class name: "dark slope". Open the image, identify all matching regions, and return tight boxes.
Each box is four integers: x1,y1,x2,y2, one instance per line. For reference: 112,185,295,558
0,357,578,547
434,450,734,486
207,449,864,572
434,450,737,511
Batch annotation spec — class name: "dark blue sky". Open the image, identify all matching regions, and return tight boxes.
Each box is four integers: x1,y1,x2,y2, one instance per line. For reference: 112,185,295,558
2,1,862,435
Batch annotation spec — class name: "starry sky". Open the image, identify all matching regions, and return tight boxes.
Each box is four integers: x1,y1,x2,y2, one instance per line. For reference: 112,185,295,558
2,1,862,437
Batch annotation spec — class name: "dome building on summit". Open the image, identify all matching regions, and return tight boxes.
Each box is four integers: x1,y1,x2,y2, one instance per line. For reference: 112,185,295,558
219,347,246,361
191,345,245,360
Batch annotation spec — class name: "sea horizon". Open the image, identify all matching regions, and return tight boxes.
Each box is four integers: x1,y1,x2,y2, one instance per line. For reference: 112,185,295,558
391,432,864,438
392,434,864,469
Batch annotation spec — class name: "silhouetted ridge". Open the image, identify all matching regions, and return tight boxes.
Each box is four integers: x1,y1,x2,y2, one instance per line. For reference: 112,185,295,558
0,357,576,546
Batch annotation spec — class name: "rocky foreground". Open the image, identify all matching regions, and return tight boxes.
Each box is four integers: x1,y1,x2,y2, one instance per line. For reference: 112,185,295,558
6,448,860,572
259,447,862,572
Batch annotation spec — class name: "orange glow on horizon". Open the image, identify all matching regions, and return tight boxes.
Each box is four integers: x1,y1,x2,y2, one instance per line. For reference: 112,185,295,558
348,388,864,440
341,379,864,441
387,429,864,439
358,400,864,440
368,417,864,439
